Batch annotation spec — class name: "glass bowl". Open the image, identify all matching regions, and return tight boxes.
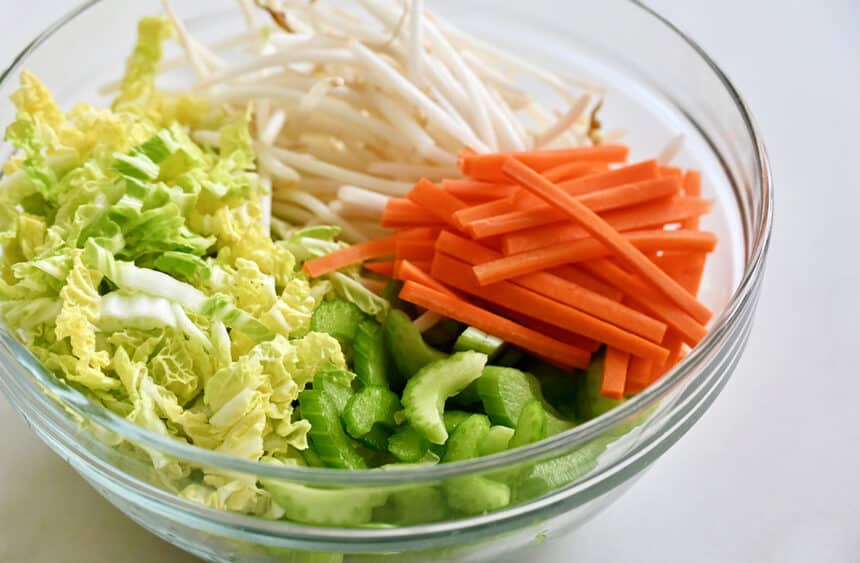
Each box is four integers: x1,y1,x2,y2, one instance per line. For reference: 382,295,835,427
0,0,772,561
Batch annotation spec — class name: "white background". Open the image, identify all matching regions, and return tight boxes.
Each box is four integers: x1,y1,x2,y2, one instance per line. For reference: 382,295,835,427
1,1,858,562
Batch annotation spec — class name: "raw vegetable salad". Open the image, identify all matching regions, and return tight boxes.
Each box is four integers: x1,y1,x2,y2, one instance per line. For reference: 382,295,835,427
0,0,716,523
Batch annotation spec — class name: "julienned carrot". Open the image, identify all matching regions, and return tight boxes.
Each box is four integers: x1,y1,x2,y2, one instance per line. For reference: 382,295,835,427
551,266,624,301
458,144,630,182
601,347,630,400
467,176,681,238
442,179,521,202
513,159,660,208
395,226,442,240
682,170,702,229
452,196,518,227
304,235,397,277
392,259,432,278
659,166,682,179
431,252,669,363
653,252,708,296
382,198,444,227
581,259,707,345
473,229,717,286
502,158,713,324
396,259,458,297
502,196,713,254
363,261,395,276
395,239,436,261
435,231,667,342
624,355,653,395
406,178,468,228
497,306,602,352
399,281,592,369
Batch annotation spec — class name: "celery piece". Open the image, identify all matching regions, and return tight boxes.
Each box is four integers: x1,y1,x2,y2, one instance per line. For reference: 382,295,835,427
384,309,446,379
353,319,392,388
299,389,366,469
402,352,488,444
343,386,401,438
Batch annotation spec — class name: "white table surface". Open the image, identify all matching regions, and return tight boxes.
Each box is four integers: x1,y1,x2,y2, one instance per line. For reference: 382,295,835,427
1,1,858,561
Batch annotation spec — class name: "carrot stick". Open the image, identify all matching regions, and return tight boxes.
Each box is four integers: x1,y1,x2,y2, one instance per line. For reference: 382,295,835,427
406,178,469,229
467,176,681,238
624,355,653,395
581,259,707,345
452,196,518,227
551,266,624,301
681,170,702,229
431,252,669,362
650,330,686,381
399,281,592,369
395,239,436,261
435,231,667,342
495,306,602,352
393,259,432,278
473,229,717,286
601,347,630,400
653,252,708,296
396,259,459,297
395,226,442,240
382,198,444,228
502,158,713,324
513,159,660,208
502,196,712,254
363,261,395,276
459,144,630,182
304,235,397,277
442,179,521,202
659,166,682,179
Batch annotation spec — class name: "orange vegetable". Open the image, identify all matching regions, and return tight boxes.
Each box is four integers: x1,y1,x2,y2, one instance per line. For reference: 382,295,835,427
431,252,669,362
502,196,712,254
406,178,468,228
399,281,592,369
682,170,702,229
363,261,395,276
382,198,444,228
624,355,653,395
601,347,630,400
304,235,397,277
467,176,681,238
395,239,436,261
435,231,666,342
551,266,624,301
502,158,713,324
395,259,458,298
472,229,717,286
581,259,707,346
442,179,521,202
458,144,630,182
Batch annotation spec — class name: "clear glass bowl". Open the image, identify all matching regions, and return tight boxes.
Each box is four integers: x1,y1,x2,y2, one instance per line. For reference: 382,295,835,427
0,1,772,561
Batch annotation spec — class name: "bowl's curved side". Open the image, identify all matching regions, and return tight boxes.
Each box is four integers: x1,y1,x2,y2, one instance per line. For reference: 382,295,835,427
0,0,772,559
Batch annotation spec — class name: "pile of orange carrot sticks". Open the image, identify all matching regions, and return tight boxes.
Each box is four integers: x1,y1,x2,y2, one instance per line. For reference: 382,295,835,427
303,144,715,399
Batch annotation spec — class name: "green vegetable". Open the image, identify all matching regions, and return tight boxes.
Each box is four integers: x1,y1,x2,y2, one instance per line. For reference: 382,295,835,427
387,425,431,463
299,389,366,470
442,415,511,514
352,319,392,388
387,486,447,524
477,366,574,435
422,318,464,347
575,352,625,421
402,352,488,445
453,326,506,361
495,347,525,367
384,309,446,379
263,479,388,526
479,426,515,456
357,424,391,451
310,299,366,357
508,400,548,449
343,386,401,438
312,368,355,415
443,410,473,434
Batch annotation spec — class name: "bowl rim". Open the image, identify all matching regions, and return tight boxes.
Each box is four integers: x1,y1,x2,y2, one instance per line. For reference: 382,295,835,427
0,0,773,525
